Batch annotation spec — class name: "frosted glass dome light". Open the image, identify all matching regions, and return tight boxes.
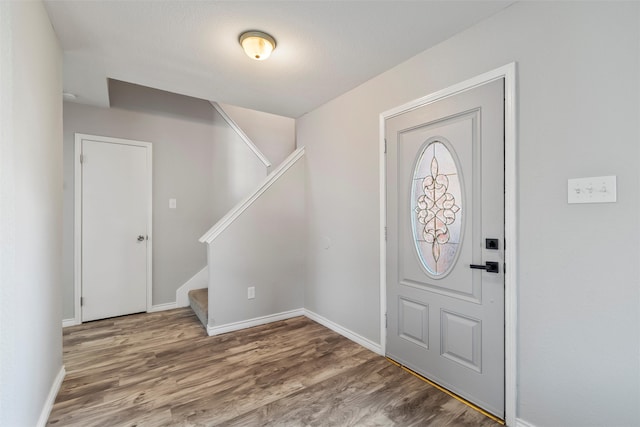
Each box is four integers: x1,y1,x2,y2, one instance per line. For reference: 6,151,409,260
239,31,276,61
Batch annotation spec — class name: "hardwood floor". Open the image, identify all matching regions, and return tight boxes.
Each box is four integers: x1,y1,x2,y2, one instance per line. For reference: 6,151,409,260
48,308,500,426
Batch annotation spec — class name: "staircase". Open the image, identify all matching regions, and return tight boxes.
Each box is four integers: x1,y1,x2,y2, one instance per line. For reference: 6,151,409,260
184,102,305,336
188,288,208,329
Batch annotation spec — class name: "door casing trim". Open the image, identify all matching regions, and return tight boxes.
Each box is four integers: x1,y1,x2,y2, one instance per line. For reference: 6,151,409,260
73,133,154,324
379,62,517,426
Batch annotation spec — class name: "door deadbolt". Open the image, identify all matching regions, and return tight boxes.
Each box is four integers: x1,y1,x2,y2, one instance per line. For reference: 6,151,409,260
485,238,499,250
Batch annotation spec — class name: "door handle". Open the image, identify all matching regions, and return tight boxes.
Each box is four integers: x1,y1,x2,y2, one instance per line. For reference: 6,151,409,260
137,235,145,242
469,261,499,273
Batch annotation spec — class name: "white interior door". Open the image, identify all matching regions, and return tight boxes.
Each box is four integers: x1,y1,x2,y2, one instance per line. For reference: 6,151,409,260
80,135,151,322
386,79,504,417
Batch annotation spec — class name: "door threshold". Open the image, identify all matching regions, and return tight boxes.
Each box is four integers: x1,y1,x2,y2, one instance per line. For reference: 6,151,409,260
385,357,505,425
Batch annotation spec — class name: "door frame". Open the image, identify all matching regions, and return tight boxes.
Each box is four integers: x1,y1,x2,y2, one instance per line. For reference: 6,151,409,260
379,63,517,426
73,133,153,325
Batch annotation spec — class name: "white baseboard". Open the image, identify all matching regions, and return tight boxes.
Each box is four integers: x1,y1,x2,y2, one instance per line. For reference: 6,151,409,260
36,365,65,427
148,302,177,313
62,318,78,328
205,308,384,355
175,266,208,307
207,308,305,336
64,301,177,325
304,309,383,355
515,419,536,427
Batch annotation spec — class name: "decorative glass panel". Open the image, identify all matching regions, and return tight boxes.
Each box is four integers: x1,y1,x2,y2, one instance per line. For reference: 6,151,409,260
411,140,463,277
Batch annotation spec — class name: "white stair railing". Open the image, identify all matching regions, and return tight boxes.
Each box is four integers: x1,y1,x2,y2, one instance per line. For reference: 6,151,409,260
210,101,271,172
200,147,304,244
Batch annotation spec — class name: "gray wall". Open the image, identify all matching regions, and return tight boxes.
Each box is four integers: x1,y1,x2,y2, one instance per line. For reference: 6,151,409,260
297,2,639,426
207,154,305,327
108,78,216,123
209,107,268,221
0,1,63,425
108,80,296,170
219,102,296,169
63,100,290,318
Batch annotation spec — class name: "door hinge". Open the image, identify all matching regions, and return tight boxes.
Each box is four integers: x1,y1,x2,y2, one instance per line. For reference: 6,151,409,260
384,226,387,241
385,312,388,329
80,297,84,306
384,139,387,154
79,154,84,164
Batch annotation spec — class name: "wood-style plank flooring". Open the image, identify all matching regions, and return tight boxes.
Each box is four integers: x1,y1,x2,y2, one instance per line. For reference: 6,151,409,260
48,308,500,426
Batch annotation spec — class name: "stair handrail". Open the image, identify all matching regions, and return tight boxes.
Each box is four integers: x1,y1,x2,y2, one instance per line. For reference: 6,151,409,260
210,101,272,169
199,147,305,244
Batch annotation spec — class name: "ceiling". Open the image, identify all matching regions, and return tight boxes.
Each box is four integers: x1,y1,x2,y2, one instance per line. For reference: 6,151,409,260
44,1,514,118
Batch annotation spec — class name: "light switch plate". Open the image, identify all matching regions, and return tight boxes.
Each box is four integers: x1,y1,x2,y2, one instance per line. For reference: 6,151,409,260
568,176,616,204
169,198,177,209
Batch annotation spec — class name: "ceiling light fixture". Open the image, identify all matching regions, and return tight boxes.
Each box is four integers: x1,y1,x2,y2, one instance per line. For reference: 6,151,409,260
239,31,276,61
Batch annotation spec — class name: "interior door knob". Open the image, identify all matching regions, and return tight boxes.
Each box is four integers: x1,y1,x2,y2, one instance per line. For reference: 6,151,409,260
137,235,145,242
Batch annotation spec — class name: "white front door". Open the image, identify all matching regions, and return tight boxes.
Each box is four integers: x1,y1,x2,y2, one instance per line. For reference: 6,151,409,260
386,79,504,417
79,135,152,322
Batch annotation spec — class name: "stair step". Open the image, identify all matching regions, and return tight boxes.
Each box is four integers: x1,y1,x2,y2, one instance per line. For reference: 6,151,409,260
188,288,208,329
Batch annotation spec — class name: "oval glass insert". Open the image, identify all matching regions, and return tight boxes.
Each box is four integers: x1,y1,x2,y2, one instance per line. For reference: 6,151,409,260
411,140,463,277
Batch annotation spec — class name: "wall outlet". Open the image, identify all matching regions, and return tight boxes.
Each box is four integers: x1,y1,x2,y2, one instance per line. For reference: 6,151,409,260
247,286,255,299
